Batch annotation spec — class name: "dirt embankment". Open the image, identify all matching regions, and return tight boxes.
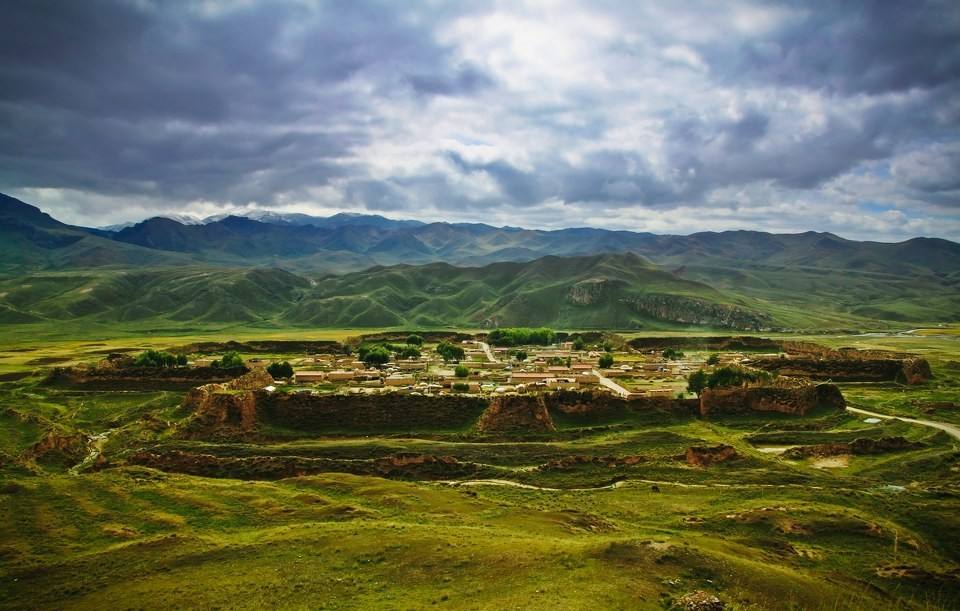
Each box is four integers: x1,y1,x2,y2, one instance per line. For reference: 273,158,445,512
752,357,932,384
127,450,484,480
699,383,845,417
627,336,782,352
44,365,249,390
174,339,348,355
783,436,924,459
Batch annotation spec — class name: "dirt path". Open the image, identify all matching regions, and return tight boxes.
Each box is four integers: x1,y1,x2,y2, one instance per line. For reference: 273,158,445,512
847,405,960,441
479,341,498,363
593,368,630,398
438,478,629,492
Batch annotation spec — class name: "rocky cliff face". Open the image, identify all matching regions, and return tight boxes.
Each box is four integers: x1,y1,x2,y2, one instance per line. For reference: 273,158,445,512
477,395,556,433
621,294,769,330
699,383,845,417
685,444,739,467
783,436,923,459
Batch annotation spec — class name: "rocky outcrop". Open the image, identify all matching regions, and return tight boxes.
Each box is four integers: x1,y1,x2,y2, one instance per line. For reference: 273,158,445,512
752,357,932,385
621,294,770,331
567,278,626,305
699,383,845,417
783,436,923,459
45,365,248,390
685,444,739,467
175,339,348,355
674,590,725,611
477,395,556,433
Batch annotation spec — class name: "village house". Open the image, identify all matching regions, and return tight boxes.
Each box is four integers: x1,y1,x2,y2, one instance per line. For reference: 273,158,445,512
294,371,326,383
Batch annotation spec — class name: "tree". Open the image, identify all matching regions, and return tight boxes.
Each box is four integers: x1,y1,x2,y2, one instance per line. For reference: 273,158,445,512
436,341,465,363
686,369,708,396
487,327,555,347
454,364,470,378
662,348,685,360
267,361,294,379
572,337,586,351
513,350,528,362
603,341,613,353
212,351,244,369
398,346,421,359
598,353,614,368
134,349,187,368
706,354,720,366
406,334,423,346
362,346,391,368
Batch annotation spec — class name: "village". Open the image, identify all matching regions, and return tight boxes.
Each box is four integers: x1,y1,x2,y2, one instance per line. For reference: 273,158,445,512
252,335,757,400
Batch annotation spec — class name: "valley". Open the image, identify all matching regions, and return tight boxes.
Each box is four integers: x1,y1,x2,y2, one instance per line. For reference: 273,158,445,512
1,325,959,609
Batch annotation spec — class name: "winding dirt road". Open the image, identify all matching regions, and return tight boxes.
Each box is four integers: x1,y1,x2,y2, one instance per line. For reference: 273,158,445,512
847,405,960,441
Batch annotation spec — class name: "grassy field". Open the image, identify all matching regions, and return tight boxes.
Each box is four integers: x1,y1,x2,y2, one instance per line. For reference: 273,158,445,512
1,327,958,609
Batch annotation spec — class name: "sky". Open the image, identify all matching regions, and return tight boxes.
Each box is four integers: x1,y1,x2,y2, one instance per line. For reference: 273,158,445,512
2,0,959,241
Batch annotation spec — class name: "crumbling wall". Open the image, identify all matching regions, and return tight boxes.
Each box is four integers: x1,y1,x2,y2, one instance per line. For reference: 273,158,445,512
45,365,248,390
257,392,488,432
477,395,555,433
699,383,845,417
752,357,931,384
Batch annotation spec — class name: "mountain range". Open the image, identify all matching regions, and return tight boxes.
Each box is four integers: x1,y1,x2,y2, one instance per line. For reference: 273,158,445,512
1,192,958,330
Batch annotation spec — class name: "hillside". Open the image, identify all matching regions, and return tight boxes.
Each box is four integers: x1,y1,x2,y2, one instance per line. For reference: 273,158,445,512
1,192,959,329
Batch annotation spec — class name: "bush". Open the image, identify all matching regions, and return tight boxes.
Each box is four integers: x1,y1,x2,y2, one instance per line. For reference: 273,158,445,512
598,354,614,368
454,364,470,378
362,346,391,368
572,337,585,350
176,354,188,366
706,354,720,366
513,350,528,362
436,341,465,363
212,351,244,369
267,361,293,379
406,334,423,346
487,327,555,347
452,382,470,392
662,348,685,360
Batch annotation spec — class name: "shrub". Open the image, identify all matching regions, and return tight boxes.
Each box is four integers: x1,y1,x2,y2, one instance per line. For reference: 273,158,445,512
454,364,470,378
706,354,720,366
176,354,188,366
598,354,614,368
452,382,469,392
572,337,585,350
267,361,294,379
212,351,244,369
406,334,423,346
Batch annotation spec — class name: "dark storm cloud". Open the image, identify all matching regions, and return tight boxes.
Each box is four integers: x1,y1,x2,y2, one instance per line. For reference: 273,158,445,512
707,1,960,95
0,0,958,238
